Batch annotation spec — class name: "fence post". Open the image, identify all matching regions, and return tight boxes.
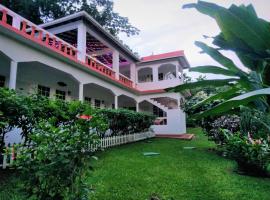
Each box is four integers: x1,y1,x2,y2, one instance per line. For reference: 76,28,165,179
3,154,7,169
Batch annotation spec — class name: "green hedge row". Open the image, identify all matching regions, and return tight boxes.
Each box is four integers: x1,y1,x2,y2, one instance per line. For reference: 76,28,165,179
98,108,156,136
0,88,155,151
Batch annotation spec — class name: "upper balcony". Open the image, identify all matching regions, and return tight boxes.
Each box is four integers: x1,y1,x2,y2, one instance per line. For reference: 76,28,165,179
0,4,138,89
0,4,190,93
136,51,190,91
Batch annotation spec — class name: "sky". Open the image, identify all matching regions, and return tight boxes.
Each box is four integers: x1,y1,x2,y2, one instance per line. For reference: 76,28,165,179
113,0,270,78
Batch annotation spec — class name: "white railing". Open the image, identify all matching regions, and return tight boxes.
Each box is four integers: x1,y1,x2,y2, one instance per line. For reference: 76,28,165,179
0,131,155,169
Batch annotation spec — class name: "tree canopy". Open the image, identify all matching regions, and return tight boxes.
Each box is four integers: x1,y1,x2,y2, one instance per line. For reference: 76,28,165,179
2,0,140,37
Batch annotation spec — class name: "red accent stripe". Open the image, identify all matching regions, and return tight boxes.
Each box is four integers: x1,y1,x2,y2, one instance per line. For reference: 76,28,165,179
141,51,185,62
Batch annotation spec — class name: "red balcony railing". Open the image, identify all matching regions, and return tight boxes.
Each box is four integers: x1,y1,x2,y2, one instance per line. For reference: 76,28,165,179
0,4,135,89
85,55,115,78
0,5,78,59
119,74,133,87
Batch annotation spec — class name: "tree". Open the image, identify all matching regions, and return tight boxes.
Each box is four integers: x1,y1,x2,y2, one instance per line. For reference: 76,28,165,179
1,0,139,37
168,1,270,118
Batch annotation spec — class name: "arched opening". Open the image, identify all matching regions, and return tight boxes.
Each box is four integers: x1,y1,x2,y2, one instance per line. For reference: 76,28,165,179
17,62,80,100
118,94,136,111
138,67,153,83
139,100,167,125
0,51,12,88
83,83,115,109
158,64,177,81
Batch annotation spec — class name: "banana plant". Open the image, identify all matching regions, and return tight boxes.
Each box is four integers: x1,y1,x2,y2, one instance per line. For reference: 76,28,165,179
168,1,270,118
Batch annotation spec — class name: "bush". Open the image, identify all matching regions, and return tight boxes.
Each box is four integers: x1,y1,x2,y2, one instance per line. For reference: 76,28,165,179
16,117,104,200
223,131,270,177
98,109,155,136
202,115,240,145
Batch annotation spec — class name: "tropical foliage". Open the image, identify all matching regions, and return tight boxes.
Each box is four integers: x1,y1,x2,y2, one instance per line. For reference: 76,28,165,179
168,1,270,118
98,109,155,136
0,88,155,153
16,118,101,200
0,88,155,198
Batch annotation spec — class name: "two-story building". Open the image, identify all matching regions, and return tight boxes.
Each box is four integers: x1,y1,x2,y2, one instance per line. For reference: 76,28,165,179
0,4,190,139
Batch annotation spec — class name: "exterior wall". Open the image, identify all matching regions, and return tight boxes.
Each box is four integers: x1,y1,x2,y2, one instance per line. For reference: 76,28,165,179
138,92,186,134
0,17,188,145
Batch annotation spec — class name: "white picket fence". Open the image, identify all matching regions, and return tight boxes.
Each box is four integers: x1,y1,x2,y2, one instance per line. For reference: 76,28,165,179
0,131,155,169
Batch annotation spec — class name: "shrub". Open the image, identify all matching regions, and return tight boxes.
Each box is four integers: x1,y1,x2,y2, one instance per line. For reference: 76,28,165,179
223,131,270,177
98,109,155,136
16,117,103,200
202,115,240,145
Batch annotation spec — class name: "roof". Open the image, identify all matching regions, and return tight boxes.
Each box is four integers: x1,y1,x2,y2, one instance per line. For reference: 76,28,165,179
141,51,185,62
140,50,190,69
39,11,140,62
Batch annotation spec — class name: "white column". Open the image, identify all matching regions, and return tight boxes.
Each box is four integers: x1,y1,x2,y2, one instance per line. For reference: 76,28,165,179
79,83,84,101
12,16,21,29
130,63,136,87
114,95,118,109
9,61,18,90
136,102,139,112
77,23,87,62
153,66,158,82
113,50,120,79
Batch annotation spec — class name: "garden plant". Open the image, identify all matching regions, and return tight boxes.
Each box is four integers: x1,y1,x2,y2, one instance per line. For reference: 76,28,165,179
170,1,270,176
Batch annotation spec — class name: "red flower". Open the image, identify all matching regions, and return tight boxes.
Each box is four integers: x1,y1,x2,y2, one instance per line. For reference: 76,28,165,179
78,115,93,120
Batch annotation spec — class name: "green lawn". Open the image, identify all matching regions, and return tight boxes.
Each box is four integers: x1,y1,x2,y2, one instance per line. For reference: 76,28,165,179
1,128,270,200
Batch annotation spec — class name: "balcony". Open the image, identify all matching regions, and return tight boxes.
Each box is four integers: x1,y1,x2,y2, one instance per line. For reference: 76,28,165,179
0,4,134,89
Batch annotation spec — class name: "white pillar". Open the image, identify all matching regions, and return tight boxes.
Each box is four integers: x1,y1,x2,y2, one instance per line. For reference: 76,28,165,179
113,50,120,79
79,83,84,101
136,102,139,112
130,63,136,87
9,61,17,90
153,66,158,82
77,23,87,62
12,16,21,29
114,95,118,109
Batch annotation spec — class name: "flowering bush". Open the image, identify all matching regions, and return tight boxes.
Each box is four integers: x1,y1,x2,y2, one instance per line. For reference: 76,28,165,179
223,131,270,176
202,115,240,145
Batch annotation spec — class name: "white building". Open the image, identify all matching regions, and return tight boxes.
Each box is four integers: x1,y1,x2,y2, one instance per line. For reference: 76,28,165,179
0,4,190,137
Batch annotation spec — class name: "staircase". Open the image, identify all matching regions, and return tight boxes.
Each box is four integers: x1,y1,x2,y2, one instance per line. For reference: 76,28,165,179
147,99,169,111
151,97,178,109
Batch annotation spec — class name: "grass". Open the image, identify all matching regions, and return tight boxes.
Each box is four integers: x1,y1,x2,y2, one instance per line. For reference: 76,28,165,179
1,128,270,200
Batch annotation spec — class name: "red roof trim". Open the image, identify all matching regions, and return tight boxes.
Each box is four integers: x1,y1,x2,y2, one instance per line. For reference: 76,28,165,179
141,50,184,62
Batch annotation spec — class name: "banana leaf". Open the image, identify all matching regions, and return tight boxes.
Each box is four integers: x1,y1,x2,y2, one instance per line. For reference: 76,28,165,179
194,88,270,118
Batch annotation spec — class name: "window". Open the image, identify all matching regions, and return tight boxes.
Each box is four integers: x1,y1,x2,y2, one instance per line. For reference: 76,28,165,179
56,90,66,100
38,85,50,97
84,97,92,105
94,99,101,109
0,76,5,87
158,73,164,81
